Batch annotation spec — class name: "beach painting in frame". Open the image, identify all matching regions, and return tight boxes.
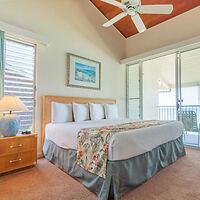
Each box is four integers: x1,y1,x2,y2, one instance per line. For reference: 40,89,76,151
75,62,96,83
66,53,101,90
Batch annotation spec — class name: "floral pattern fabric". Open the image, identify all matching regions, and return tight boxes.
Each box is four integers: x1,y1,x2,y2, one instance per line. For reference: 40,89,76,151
77,120,169,179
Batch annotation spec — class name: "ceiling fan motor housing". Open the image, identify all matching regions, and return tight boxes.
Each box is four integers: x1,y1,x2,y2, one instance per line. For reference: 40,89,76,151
122,0,141,14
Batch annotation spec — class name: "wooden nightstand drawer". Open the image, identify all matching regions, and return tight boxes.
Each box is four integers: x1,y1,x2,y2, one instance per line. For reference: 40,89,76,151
0,136,35,155
0,151,36,173
0,133,37,174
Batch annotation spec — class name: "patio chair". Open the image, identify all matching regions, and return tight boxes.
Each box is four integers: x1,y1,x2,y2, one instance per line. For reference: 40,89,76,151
180,110,199,132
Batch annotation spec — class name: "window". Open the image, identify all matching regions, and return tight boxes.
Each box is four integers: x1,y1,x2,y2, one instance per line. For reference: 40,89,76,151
4,38,36,131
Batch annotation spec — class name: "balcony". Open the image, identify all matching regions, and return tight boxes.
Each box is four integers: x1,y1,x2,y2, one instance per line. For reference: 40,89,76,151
158,105,200,147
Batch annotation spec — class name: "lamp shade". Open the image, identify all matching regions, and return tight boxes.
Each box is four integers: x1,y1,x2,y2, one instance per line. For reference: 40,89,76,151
0,96,29,113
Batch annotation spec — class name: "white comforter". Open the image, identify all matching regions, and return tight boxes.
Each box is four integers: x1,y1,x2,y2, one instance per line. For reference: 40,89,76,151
45,119,183,161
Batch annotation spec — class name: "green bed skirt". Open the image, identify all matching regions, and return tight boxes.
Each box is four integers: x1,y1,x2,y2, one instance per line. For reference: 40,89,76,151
43,136,185,200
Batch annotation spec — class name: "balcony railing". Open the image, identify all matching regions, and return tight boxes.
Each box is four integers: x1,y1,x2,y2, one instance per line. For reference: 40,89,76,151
158,105,200,132
158,106,177,120
158,105,200,147
158,105,200,120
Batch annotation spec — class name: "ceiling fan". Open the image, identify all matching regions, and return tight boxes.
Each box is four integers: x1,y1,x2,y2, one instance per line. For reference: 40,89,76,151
100,0,173,33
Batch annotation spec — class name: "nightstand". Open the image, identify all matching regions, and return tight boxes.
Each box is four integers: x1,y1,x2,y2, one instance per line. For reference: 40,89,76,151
0,133,37,174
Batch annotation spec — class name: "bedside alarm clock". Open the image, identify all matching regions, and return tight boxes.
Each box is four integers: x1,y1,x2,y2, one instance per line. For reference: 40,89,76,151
21,131,32,135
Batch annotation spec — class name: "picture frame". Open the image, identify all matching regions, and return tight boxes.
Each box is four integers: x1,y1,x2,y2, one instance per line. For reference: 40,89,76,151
66,53,101,90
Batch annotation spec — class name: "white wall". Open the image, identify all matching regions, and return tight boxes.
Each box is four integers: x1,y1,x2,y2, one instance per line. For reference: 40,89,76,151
0,0,126,155
126,6,200,58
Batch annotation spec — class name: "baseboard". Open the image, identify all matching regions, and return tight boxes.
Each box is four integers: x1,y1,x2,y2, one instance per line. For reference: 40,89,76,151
37,152,44,159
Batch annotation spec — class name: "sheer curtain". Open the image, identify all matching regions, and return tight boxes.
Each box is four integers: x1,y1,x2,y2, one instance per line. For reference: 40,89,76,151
0,30,5,98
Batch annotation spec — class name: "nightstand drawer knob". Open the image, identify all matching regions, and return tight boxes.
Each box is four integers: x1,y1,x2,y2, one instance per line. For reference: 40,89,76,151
9,158,22,163
9,144,23,148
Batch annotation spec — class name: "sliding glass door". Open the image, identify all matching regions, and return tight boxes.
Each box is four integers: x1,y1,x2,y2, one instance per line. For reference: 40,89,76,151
126,46,200,147
142,54,177,121
179,48,200,147
126,63,142,120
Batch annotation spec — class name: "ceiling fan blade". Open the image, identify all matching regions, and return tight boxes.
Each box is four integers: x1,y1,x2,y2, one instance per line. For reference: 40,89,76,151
100,0,125,9
139,5,173,14
103,12,127,27
131,14,146,33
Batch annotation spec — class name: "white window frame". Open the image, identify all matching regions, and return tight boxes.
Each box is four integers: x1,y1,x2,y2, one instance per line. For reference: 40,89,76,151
4,34,37,132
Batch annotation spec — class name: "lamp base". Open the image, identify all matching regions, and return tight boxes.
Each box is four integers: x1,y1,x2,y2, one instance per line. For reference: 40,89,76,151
0,114,20,137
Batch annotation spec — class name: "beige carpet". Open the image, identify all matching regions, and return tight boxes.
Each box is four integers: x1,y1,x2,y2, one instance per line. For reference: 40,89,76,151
0,148,200,200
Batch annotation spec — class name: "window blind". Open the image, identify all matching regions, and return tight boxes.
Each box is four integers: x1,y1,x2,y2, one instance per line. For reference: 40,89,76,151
4,39,35,131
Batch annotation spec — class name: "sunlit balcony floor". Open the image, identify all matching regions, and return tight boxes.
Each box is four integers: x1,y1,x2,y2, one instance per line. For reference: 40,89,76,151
184,131,200,147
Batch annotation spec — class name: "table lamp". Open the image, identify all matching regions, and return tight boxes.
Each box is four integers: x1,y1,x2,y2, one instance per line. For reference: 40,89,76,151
0,96,29,137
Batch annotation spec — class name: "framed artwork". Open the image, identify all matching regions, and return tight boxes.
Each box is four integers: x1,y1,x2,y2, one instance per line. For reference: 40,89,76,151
66,53,101,90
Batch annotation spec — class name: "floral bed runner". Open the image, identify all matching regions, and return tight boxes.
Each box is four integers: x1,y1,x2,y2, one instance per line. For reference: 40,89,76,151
77,120,169,179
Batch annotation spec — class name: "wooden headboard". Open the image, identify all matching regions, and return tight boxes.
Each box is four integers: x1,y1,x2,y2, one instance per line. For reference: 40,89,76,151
42,96,116,146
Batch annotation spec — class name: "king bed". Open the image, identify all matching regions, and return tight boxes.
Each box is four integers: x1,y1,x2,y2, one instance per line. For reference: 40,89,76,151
42,96,186,200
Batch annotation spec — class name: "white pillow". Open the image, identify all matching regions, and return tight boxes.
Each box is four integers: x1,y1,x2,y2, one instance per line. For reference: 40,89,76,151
73,103,89,122
104,104,118,119
90,103,105,121
51,102,73,123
